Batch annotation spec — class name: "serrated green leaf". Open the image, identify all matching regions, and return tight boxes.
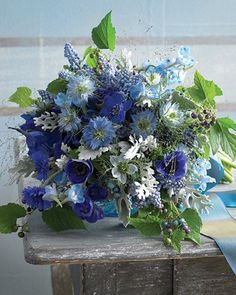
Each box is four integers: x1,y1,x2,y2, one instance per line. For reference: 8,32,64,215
187,71,222,107
92,11,116,51
218,117,236,131
8,87,34,108
42,206,85,232
209,123,221,155
46,78,68,95
129,215,161,237
171,229,186,253
181,208,202,245
172,91,197,110
0,203,26,233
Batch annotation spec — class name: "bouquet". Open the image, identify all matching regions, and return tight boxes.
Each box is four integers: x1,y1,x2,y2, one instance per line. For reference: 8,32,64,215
1,12,236,252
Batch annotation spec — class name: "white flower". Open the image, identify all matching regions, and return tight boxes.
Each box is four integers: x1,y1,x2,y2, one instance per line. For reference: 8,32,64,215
160,101,184,127
119,48,133,71
56,155,68,169
110,155,138,184
61,143,70,153
144,72,161,85
119,135,157,160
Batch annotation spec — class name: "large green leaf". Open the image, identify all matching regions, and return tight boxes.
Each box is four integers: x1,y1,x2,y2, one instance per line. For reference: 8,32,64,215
8,87,34,108
187,71,222,107
171,229,186,253
42,206,85,232
129,215,161,236
0,203,26,234
172,91,198,110
217,117,236,131
46,78,68,95
209,123,221,155
181,208,202,245
92,11,116,51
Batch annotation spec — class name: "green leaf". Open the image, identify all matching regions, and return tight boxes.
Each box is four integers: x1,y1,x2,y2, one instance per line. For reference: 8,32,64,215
218,126,236,160
209,123,221,155
42,206,85,232
172,91,197,110
181,208,202,245
0,203,26,233
171,229,186,253
217,117,236,131
83,46,98,68
92,11,116,51
46,78,68,95
187,71,222,107
8,87,34,108
129,215,161,237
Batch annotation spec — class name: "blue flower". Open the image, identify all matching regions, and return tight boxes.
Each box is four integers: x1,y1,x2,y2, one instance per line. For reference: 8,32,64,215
100,92,132,123
82,117,116,150
192,159,215,191
65,160,93,184
131,110,156,138
129,82,145,100
67,75,95,107
54,92,72,107
86,183,108,201
22,186,52,211
155,151,187,181
58,108,81,132
176,46,195,67
20,114,36,131
73,198,94,220
67,184,85,203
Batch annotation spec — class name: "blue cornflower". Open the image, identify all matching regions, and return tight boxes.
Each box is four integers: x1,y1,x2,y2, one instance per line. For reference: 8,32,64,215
22,186,52,211
82,117,116,150
155,151,187,181
67,184,85,204
131,110,156,138
67,75,95,107
58,108,81,132
100,92,132,123
54,92,72,107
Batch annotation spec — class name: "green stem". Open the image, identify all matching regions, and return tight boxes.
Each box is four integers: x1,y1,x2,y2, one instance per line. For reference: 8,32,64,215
41,170,62,187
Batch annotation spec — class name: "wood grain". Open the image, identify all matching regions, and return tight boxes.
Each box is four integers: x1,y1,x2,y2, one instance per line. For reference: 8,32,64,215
173,256,236,295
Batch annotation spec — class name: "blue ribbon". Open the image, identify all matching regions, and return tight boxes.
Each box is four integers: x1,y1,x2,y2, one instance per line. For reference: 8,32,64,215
201,158,236,275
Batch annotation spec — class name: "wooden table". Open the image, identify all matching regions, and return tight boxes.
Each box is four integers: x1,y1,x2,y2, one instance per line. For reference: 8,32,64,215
23,206,236,295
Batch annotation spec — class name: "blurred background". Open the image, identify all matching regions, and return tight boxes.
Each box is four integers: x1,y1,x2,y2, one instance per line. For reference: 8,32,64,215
0,0,236,294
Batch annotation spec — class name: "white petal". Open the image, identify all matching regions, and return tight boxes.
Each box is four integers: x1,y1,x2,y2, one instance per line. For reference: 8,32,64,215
127,164,138,175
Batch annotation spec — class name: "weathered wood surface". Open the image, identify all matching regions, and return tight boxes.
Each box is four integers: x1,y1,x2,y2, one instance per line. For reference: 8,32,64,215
23,209,236,265
173,256,236,295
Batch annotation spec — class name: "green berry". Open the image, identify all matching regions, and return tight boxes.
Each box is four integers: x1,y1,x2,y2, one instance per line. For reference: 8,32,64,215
18,232,25,238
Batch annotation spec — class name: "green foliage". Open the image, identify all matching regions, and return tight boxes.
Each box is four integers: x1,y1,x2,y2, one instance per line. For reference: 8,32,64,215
172,91,198,110
92,11,116,51
0,203,26,233
171,229,186,253
42,206,85,232
129,215,161,236
186,71,222,108
8,87,35,108
83,46,98,68
181,208,202,245
209,118,236,159
46,78,68,95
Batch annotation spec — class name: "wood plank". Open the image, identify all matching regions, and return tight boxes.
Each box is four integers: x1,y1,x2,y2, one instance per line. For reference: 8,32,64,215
51,264,76,295
173,256,236,295
23,210,233,265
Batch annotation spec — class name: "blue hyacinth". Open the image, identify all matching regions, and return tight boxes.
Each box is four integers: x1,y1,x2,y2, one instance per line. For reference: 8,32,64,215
64,43,81,70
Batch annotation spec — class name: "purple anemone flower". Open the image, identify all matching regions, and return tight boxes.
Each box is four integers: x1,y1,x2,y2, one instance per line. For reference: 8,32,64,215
65,160,93,184
100,92,132,123
86,183,108,201
73,199,104,223
155,151,187,181
22,186,52,211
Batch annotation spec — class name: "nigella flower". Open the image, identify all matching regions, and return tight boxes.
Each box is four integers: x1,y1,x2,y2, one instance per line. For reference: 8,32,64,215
131,110,156,138
22,186,52,211
160,101,184,127
67,75,95,107
86,183,108,201
58,108,81,132
54,92,72,107
65,160,93,184
155,151,187,181
100,92,132,123
82,117,116,150
110,155,138,184
67,184,85,204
